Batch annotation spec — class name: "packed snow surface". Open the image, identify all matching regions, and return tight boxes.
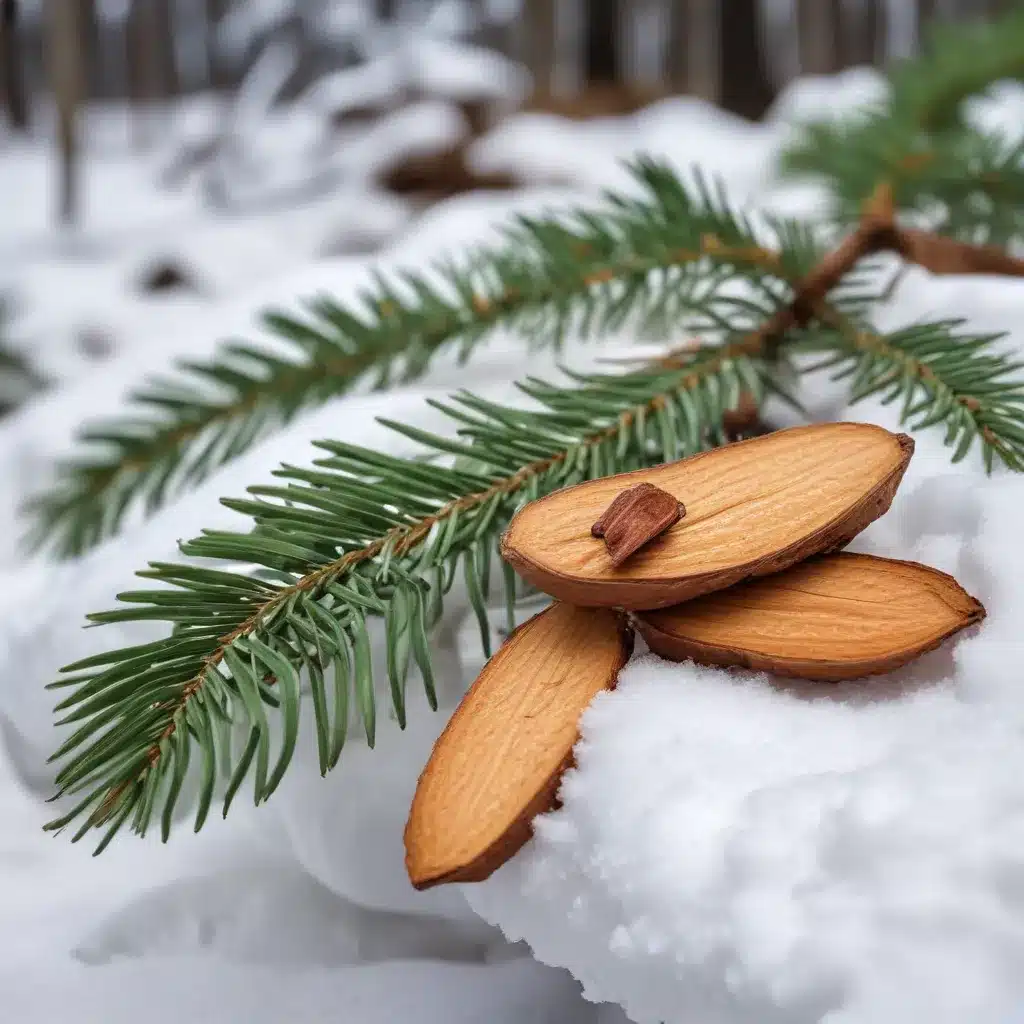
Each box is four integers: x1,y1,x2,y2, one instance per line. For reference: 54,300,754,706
4,59,1024,1024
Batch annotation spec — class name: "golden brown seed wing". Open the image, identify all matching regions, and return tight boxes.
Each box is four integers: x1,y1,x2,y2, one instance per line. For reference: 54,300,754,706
634,552,984,681
501,422,914,610
404,603,633,890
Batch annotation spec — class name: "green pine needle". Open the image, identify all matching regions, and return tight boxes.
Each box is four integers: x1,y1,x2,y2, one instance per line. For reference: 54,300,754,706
794,310,1024,472
44,308,1024,850
0,298,46,417
35,9,1024,852
778,7,1024,242
23,160,838,560
44,340,778,849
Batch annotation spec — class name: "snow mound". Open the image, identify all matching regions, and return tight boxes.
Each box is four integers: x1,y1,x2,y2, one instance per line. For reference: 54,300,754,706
465,408,1024,1024
469,94,775,202
765,66,889,129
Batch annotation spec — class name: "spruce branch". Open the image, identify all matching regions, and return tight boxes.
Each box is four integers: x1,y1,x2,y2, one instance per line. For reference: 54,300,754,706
796,306,1024,472
24,161,832,560
0,298,47,417
779,7,1024,242
38,16,1024,852
806,181,1024,284
46,183,1024,848
44,339,780,851
0,346,43,416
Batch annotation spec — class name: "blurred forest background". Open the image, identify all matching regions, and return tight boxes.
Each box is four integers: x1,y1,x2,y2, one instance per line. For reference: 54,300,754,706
0,0,1017,423
1,0,1016,225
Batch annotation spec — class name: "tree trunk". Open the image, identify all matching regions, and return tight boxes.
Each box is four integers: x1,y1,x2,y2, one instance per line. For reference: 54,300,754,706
666,0,688,90
849,0,885,66
667,0,720,102
720,0,773,120
830,0,848,70
156,0,179,98
871,0,888,64
1,0,29,129
524,0,557,96
205,0,230,89
584,0,621,85
692,0,720,102
45,0,85,224
917,0,939,49
78,0,96,98
797,0,839,74
128,0,168,147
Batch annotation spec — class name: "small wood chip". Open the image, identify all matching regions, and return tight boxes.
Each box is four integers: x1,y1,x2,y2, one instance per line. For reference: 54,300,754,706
591,483,684,567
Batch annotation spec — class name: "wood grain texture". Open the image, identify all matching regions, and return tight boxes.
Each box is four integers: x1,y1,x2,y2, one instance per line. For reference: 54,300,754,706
404,603,634,890
634,552,985,681
501,423,914,611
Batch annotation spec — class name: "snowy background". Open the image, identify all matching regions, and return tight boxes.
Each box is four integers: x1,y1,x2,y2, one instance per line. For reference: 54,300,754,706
3,4,1024,1023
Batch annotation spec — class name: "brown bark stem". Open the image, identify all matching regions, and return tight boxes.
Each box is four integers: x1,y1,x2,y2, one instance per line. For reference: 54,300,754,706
678,179,1024,368
886,229,1024,277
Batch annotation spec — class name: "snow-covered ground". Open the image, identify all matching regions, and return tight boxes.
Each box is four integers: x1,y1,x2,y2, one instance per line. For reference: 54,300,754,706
4,59,1024,1024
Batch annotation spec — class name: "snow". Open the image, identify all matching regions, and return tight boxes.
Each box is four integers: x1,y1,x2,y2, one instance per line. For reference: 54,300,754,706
301,39,527,117
0,183,592,571
217,0,299,59
299,53,406,115
335,98,470,175
4,47,1024,1024
468,97,777,202
411,38,528,104
466,503,1024,1022
763,66,889,128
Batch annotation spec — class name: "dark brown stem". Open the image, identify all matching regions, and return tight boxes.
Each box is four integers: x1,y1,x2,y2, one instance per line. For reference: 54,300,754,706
744,178,1024,362
887,229,1024,277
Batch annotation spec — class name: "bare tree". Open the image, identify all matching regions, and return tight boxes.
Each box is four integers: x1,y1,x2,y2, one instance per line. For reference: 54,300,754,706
524,0,557,96
585,0,621,85
720,0,773,119
1,0,29,129
45,0,85,224
667,0,719,102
